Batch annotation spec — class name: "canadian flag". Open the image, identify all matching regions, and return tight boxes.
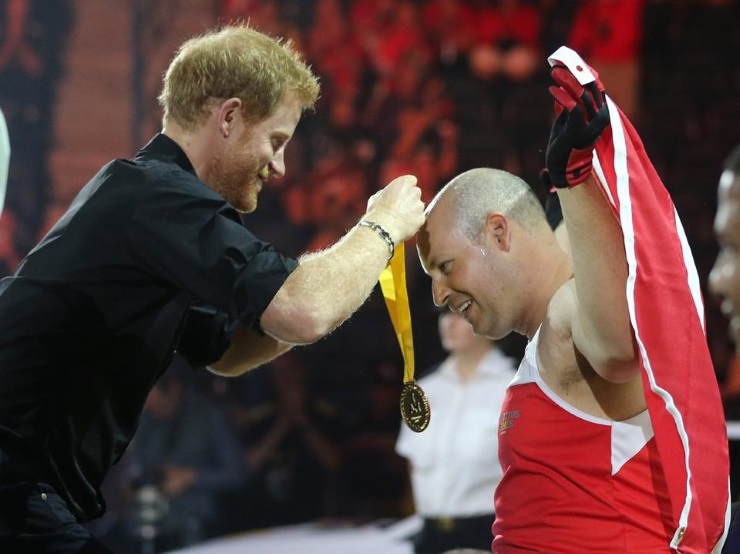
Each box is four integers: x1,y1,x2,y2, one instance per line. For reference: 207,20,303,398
548,47,731,553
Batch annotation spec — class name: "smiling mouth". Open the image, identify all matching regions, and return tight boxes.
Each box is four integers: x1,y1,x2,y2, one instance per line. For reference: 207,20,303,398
457,300,473,317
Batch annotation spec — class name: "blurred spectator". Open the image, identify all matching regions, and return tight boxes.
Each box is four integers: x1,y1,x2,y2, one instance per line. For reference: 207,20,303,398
304,158,369,253
396,310,517,554
370,0,432,78
0,0,74,253
99,360,244,552
220,0,280,35
537,0,579,56
350,0,398,72
220,0,309,27
422,0,478,70
219,0,259,19
305,0,367,102
380,113,459,205
223,353,351,531
567,0,646,118
468,0,541,83
342,359,410,520
363,55,428,152
310,91,378,172
291,92,376,254
461,0,549,183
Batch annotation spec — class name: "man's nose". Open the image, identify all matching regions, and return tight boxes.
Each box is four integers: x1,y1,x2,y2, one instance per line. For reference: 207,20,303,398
431,278,451,308
270,150,286,178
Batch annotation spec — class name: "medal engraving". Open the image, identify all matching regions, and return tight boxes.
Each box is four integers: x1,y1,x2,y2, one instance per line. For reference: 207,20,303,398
400,381,430,432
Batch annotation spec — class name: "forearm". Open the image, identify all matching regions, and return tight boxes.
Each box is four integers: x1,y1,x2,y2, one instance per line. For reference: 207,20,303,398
207,326,293,376
559,174,637,377
544,52,637,380
261,174,423,344
259,220,393,343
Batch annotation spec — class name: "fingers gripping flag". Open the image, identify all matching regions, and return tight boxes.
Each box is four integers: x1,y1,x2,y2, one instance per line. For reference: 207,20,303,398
548,47,730,553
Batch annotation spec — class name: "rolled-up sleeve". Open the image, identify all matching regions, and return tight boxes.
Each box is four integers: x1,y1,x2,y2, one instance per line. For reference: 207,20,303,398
130,173,298,363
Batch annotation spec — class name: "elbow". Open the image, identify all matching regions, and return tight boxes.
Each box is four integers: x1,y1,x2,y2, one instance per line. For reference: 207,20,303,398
286,306,337,343
262,302,337,344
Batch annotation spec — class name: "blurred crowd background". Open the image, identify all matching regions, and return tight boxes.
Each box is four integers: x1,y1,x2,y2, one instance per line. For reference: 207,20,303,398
0,0,739,551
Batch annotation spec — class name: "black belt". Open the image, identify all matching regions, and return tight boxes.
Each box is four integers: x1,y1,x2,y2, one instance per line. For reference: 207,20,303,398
423,513,494,533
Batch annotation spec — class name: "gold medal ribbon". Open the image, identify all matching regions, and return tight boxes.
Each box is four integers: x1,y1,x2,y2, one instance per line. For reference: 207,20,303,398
378,242,415,384
379,243,431,432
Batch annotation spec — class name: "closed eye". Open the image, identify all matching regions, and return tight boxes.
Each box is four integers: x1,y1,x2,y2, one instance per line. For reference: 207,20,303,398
271,134,290,153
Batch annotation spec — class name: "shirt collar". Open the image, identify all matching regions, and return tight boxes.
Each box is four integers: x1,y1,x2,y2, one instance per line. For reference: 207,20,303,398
134,133,196,175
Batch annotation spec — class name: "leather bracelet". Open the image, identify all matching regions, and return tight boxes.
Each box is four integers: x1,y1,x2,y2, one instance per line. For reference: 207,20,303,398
359,220,395,261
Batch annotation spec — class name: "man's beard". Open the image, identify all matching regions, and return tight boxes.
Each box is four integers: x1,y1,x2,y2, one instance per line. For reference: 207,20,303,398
209,146,263,214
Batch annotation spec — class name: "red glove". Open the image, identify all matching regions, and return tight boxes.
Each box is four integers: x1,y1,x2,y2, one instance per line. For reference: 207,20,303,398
545,64,610,188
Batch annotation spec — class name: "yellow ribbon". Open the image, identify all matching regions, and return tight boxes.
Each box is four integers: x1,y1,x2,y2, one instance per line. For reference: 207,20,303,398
378,242,415,384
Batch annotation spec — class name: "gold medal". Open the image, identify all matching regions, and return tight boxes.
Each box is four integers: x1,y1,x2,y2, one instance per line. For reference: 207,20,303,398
378,242,431,432
400,381,430,433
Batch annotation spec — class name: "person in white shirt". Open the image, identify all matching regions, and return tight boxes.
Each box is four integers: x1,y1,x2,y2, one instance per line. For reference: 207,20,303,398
395,309,517,554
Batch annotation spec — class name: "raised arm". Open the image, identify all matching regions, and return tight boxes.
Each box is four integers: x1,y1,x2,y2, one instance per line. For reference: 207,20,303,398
545,65,637,383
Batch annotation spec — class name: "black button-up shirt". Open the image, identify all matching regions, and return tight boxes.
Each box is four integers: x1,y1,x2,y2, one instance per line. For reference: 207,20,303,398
0,134,297,520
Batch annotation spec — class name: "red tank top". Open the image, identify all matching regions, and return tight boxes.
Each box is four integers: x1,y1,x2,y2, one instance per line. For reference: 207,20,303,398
492,330,674,553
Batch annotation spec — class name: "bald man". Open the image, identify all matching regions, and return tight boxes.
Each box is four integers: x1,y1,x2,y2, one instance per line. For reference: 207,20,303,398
418,57,727,551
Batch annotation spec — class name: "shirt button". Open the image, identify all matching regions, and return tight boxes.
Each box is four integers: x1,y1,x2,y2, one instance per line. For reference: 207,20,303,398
41,492,47,500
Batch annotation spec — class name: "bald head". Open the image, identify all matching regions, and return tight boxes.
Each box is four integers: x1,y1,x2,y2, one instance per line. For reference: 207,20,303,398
418,168,563,339
427,168,548,241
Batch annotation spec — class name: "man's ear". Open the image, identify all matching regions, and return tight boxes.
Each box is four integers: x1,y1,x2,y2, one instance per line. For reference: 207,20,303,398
217,98,243,138
483,212,511,251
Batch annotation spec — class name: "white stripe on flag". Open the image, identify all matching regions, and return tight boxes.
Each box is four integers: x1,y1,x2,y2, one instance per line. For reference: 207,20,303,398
602,96,692,551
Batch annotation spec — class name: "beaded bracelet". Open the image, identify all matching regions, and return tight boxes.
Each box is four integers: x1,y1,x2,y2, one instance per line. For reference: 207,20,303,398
359,220,395,261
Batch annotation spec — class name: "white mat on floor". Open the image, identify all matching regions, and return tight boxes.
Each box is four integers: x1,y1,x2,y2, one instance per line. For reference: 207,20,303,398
170,516,421,554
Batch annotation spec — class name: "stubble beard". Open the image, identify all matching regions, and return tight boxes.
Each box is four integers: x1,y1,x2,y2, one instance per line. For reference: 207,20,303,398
209,146,263,214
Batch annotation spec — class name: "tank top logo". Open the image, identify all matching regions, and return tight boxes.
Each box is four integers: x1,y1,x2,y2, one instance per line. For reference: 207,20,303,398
499,409,520,434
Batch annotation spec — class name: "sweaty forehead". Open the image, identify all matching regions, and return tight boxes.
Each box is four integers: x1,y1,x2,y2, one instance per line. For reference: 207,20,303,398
418,201,463,268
